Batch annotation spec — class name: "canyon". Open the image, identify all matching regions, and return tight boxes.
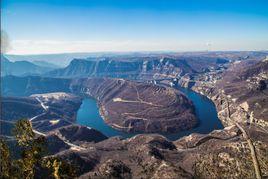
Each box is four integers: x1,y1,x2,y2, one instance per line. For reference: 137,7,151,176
1,51,268,178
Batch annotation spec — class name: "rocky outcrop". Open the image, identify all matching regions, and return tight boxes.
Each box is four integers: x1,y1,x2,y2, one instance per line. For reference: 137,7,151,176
47,125,268,178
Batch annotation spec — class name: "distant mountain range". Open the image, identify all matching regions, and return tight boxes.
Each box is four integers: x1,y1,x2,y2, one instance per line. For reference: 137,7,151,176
5,52,148,67
6,51,267,68
1,55,58,76
2,51,268,79
46,56,229,79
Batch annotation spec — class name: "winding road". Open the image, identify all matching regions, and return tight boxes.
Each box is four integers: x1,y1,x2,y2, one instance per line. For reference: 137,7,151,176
30,97,86,151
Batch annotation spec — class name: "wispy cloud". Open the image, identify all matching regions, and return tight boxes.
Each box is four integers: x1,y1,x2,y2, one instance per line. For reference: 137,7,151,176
8,39,180,54
7,38,268,55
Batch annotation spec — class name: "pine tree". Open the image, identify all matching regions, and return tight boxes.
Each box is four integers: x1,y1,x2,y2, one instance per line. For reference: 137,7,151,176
0,119,77,179
0,139,11,178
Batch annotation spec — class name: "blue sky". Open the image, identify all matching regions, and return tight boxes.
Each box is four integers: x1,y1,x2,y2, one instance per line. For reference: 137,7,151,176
2,0,268,54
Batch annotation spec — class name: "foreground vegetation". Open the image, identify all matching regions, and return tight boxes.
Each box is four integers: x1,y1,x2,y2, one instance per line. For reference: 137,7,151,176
0,119,76,179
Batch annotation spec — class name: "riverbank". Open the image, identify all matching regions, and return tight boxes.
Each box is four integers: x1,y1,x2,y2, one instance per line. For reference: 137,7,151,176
76,84,223,141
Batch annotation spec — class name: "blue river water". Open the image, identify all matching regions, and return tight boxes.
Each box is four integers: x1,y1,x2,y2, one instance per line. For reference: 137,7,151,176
76,86,224,141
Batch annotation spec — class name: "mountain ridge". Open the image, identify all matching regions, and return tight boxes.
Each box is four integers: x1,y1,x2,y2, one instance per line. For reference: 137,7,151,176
1,55,56,76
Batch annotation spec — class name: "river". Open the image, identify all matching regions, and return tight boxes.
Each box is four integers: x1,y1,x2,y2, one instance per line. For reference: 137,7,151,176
76,86,223,141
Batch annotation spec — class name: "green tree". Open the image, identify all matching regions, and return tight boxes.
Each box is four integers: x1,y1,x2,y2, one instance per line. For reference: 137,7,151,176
12,119,47,179
13,119,35,147
0,119,77,179
0,139,11,178
43,157,77,179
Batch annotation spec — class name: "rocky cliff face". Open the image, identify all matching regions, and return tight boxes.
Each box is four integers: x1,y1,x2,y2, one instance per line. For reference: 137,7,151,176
184,57,268,129
46,56,229,80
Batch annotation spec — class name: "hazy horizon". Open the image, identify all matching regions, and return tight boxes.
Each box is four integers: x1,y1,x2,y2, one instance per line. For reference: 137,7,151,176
4,49,268,56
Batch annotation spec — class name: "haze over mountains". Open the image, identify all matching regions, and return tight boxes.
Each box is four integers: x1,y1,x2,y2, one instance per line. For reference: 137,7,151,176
1,55,57,76
3,51,267,78
5,52,170,67
5,53,97,67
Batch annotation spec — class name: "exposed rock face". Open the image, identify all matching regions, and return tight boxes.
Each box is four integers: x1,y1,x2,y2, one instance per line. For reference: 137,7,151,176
2,76,197,133
46,125,268,178
46,56,229,80
187,58,268,128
